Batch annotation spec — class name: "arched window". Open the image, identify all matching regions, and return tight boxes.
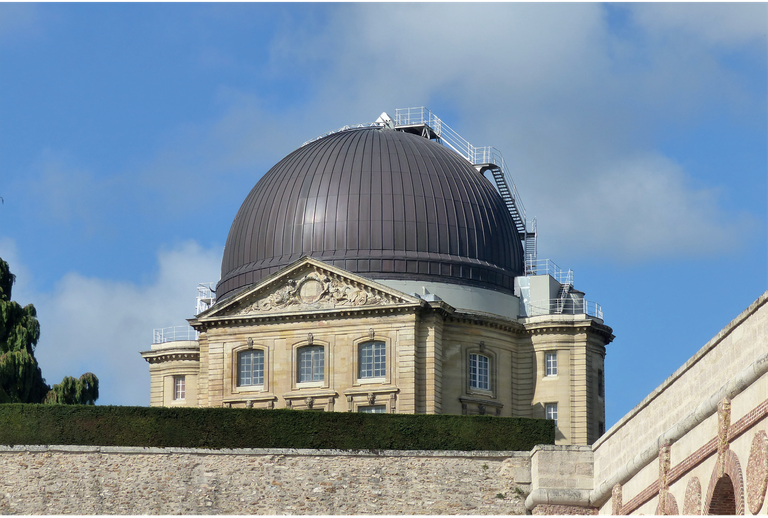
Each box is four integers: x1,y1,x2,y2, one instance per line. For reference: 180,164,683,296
298,345,324,383
469,353,490,390
359,341,386,379
238,349,264,386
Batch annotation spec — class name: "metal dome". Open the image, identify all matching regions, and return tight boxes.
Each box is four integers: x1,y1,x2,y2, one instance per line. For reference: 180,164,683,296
217,127,524,300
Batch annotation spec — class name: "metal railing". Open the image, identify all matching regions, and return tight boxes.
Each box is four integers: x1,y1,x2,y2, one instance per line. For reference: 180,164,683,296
525,258,573,285
522,299,603,320
301,122,385,147
153,326,198,344
196,282,216,315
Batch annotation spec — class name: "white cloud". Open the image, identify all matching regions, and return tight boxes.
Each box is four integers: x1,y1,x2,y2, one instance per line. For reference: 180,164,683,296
630,3,768,48
257,3,761,262
26,241,221,406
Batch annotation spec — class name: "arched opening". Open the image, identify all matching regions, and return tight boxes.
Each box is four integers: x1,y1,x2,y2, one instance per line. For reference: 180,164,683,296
708,475,736,515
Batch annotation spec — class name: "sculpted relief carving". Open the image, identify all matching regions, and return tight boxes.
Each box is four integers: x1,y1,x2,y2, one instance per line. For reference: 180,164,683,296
236,271,391,315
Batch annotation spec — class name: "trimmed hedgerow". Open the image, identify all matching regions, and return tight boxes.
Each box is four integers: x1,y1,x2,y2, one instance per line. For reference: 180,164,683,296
0,404,554,451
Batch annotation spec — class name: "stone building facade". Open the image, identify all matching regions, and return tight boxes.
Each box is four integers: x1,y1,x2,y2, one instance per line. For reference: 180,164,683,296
6,292,768,517
141,115,613,446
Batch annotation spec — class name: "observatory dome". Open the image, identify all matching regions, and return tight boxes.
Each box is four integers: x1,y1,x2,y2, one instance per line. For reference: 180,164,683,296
217,127,524,300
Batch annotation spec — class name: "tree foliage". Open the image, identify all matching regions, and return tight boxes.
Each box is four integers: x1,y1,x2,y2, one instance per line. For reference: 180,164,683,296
45,373,99,405
0,259,49,403
0,257,99,404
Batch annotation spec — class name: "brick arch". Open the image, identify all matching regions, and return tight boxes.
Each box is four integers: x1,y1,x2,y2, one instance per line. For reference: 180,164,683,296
704,449,745,515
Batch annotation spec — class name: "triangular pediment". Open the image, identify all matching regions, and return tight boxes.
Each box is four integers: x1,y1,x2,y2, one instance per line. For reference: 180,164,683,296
196,257,423,321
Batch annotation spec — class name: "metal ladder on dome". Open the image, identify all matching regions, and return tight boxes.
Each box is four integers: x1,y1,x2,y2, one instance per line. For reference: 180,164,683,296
552,266,574,314
393,107,537,262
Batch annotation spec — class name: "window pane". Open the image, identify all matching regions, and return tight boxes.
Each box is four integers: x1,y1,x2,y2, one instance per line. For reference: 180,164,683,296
359,341,385,378
469,353,489,390
546,403,558,425
238,350,264,386
174,376,185,400
299,346,324,382
359,405,387,413
546,352,557,376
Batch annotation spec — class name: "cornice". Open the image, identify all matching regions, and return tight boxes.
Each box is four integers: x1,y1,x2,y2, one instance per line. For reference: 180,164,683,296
140,350,200,364
190,303,423,332
446,311,526,334
524,318,615,344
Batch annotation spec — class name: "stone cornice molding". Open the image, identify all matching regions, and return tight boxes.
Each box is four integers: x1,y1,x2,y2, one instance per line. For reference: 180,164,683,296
446,312,526,334
343,386,400,396
197,257,424,319
140,350,200,364
459,396,503,408
524,319,614,344
191,304,422,332
282,390,338,400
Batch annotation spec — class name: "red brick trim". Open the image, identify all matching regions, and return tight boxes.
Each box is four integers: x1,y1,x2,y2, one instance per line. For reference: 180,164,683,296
619,398,767,515
703,449,745,515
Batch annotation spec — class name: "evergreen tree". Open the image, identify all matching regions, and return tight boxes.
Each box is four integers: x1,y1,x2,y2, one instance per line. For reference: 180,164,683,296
0,257,99,404
44,373,99,405
0,258,49,403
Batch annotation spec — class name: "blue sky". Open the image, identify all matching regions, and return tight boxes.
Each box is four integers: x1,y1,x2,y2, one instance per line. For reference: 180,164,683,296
0,3,765,427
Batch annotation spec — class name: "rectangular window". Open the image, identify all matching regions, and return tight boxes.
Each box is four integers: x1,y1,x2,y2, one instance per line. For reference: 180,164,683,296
545,403,558,425
299,346,324,383
358,405,387,413
238,349,264,386
545,352,558,376
359,341,386,378
599,421,605,436
174,376,185,400
469,353,490,390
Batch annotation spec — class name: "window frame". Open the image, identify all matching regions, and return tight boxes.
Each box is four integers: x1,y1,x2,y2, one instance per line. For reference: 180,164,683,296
545,352,558,377
297,345,325,384
291,339,330,390
237,349,265,388
352,335,391,386
464,345,497,397
358,340,386,380
545,403,558,425
469,353,490,391
229,342,269,395
358,405,387,414
174,376,185,400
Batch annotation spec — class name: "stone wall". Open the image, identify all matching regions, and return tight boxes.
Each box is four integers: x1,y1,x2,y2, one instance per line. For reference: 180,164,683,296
593,291,767,487
0,446,532,515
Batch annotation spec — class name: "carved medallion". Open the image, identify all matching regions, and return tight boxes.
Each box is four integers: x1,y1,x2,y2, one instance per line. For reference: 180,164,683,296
235,270,391,315
299,279,325,303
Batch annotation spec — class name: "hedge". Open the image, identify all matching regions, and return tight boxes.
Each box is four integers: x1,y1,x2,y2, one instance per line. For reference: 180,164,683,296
0,404,554,451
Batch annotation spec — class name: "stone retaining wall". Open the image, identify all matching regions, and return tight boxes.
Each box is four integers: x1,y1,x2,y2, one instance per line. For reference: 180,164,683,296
0,446,532,515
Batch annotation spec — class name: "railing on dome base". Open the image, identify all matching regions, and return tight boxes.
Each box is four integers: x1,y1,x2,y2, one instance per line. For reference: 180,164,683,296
522,299,604,320
153,326,199,344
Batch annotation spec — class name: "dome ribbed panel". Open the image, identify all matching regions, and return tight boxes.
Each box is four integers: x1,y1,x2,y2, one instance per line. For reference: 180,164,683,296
217,128,523,299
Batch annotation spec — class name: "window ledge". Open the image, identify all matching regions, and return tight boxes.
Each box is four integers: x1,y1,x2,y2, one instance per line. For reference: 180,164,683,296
459,396,502,408
232,385,266,393
354,377,387,386
344,386,399,396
